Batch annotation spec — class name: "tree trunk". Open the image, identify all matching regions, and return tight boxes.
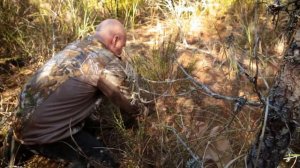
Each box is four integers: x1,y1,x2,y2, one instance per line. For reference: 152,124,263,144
247,29,300,168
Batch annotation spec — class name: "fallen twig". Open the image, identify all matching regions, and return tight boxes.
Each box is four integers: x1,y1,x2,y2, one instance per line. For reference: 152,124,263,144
166,126,202,165
141,76,189,84
254,97,269,168
177,62,262,107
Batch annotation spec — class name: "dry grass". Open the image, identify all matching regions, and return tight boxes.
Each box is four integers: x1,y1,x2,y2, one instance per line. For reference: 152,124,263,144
0,0,295,167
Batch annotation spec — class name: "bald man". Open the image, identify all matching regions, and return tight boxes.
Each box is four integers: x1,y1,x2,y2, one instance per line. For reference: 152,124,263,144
1,19,143,167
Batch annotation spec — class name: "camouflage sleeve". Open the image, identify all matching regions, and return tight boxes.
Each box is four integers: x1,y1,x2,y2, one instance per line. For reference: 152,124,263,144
100,58,146,115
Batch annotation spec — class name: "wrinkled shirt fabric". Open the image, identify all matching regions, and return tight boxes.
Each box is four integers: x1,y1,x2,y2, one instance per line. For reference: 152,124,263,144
13,36,138,145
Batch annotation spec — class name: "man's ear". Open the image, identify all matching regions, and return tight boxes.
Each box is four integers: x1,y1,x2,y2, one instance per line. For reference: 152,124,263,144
112,35,119,47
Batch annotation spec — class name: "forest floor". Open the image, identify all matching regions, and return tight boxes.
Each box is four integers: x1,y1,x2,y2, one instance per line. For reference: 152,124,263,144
0,10,287,168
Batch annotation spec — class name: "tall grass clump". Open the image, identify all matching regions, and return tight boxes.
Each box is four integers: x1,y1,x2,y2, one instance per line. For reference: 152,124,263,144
160,0,203,45
0,0,100,61
201,0,236,16
0,0,147,62
0,0,39,59
102,0,145,29
132,36,177,81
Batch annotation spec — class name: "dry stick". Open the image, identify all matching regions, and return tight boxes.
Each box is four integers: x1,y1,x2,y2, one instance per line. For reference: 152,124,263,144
68,120,103,167
139,88,196,97
68,121,87,155
224,154,246,168
291,157,297,168
176,43,278,111
177,62,261,107
253,0,265,105
137,86,174,103
253,1,268,167
245,155,250,168
141,76,189,84
253,37,264,104
8,137,16,168
177,54,263,133
201,141,211,168
254,97,269,168
167,126,202,165
236,62,279,112
137,75,192,103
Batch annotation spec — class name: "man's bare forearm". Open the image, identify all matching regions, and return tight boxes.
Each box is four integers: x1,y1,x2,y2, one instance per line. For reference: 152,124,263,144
97,76,137,114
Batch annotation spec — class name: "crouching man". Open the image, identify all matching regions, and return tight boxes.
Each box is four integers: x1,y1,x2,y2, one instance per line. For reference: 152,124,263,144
1,19,145,168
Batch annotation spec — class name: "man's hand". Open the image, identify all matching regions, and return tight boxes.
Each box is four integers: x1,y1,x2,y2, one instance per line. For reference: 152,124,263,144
97,75,136,114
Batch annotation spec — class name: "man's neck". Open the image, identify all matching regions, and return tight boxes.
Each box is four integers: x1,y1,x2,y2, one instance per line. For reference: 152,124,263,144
93,33,106,46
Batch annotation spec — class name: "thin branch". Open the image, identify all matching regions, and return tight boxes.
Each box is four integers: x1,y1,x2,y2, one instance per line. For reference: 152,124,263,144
139,88,196,97
253,0,266,105
137,87,196,104
141,76,189,84
167,126,201,164
202,141,210,168
178,41,270,90
177,43,213,55
237,61,265,104
177,30,267,108
177,62,262,107
224,154,246,168
254,97,269,168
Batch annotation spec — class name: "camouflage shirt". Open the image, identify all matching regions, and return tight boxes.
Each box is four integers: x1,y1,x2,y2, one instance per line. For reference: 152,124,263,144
13,35,139,145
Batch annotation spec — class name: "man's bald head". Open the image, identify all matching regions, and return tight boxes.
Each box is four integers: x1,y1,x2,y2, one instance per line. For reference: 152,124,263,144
94,19,126,56
96,19,125,33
